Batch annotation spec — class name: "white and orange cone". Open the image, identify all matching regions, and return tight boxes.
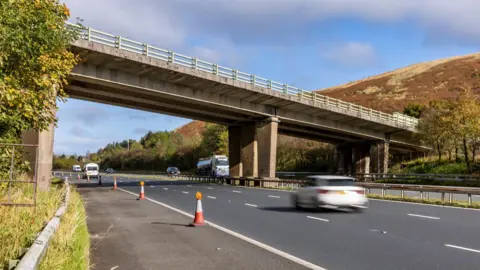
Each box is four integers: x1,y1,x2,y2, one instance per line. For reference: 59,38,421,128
189,192,205,227
137,181,146,200
112,176,118,190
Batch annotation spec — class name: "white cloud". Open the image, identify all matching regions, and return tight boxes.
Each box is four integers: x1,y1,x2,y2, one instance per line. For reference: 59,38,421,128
321,42,378,69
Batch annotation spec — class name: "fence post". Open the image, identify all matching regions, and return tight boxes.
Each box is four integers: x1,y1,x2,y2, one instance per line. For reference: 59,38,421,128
168,51,174,63
449,193,453,203
401,190,404,199
213,64,218,75
143,44,148,56
468,194,472,206
192,58,197,69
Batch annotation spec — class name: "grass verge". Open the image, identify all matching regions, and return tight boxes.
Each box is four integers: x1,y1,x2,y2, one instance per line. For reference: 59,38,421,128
39,187,89,270
367,194,480,209
0,179,65,269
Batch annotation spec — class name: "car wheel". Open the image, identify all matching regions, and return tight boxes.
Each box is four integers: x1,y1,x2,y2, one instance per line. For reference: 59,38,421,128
291,194,302,210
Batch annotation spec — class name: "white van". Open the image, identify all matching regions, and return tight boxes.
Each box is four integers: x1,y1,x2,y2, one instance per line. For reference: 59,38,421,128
83,163,99,179
72,165,82,172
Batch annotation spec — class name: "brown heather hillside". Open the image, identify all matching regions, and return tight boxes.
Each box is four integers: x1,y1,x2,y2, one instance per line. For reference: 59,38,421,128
316,52,480,113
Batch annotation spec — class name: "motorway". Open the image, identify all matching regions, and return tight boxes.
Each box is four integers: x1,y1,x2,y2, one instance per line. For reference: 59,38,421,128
61,172,480,270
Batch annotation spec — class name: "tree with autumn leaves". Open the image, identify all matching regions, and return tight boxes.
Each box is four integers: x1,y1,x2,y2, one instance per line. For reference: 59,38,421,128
418,85,480,172
0,1,77,178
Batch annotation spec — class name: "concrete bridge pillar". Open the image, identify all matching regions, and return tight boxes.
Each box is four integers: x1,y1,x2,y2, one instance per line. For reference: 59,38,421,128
353,143,371,174
240,123,258,178
376,141,389,174
21,124,55,191
257,117,279,179
228,126,242,177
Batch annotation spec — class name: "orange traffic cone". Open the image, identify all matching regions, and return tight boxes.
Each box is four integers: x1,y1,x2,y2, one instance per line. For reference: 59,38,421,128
112,176,118,190
189,192,205,227
137,181,146,200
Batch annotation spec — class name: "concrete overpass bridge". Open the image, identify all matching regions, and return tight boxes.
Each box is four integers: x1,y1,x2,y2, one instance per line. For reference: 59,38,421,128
22,23,427,185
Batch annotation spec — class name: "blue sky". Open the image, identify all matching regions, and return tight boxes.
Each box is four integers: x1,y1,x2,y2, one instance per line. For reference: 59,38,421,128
56,0,480,155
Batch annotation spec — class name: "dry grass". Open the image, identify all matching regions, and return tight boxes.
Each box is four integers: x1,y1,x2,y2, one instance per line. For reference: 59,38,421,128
0,179,65,269
39,187,89,270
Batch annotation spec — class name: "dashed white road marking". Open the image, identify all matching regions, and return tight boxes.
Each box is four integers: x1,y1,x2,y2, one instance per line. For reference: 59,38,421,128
182,191,189,194
245,203,258,208
306,216,330,222
268,195,280,199
207,187,213,190
233,190,242,193
186,185,192,187
163,188,168,190
117,188,325,270
407,213,440,220
207,196,216,199
445,244,480,254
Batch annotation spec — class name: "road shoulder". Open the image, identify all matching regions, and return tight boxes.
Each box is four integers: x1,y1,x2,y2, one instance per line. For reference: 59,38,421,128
79,187,307,270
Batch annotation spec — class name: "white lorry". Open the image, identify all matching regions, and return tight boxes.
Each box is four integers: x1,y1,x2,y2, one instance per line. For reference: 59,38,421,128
82,163,99,179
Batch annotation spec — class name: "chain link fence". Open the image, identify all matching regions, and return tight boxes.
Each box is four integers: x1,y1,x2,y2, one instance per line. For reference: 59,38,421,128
0,143,38,207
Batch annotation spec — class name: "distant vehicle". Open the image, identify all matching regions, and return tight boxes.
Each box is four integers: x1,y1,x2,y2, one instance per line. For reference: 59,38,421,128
105,168,115,174
196,158,212,176
72,165,81,172
167,167,180,176
291,175,367,212
82,163,99,179
211,155,229,178
196,155,229,177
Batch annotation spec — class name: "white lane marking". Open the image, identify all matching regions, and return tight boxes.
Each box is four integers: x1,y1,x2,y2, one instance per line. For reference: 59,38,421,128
233,190,242,193
163,188,168,190
445,244,480,254
118,188,324,270
245,203,258,208
268,195,280,199
407,213,440,220
186,185,192,187
182,191,189,194
207,196,216,199
368,198,480,212
150,185,154,188
207,187,213,190
306,216,330,222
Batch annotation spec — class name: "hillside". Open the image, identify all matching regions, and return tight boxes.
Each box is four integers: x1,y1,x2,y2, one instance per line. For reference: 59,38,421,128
316,52,480,113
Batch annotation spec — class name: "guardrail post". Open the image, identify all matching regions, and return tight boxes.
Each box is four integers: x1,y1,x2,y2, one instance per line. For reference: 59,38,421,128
441,192,445,202
401,190,404,199
367,188,370,195
87,27,91,42
420,191,424,200
313,92,316,105
168,51,174,63
213,64,219,75
426,192,429,201
449,193,453,203
468,194,472,206
325,96,329,105
267,80,272,89
381,188,385,198
192,58,197,69
251,74,256,85
299,89,303,100
115,36,121,48
143,43,148,56
233,69,238,80
283,84,288,94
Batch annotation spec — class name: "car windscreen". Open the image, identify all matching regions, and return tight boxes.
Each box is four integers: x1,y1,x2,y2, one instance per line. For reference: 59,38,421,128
327,179,355,186
87,166,98,171
216,159,229,166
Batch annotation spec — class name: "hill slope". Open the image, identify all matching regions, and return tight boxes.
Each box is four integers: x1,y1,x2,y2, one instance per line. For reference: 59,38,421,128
316,53,480,113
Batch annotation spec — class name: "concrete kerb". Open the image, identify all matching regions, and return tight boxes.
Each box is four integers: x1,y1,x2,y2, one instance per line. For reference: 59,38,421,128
15,179,71,270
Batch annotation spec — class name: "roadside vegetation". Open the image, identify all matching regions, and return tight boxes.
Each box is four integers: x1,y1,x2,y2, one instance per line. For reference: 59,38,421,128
54,123,338,173
39,187,89,270
0,179,65,269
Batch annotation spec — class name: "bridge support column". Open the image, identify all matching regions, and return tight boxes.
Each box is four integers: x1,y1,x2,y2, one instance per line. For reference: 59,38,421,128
228,126,242,178
353,143,371,174
241,123,258,179
257,117,279,180
335,145,350,175
376,141,389,174
21,124,55,191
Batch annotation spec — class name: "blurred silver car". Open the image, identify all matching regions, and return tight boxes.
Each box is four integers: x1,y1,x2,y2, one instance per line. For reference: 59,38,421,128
291,175,368,212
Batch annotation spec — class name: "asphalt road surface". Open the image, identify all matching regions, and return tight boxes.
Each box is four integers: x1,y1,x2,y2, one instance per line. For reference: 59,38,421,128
61,172,480,269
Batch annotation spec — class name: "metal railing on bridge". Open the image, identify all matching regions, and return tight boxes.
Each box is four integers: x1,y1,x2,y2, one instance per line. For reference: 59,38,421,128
66,22,419,130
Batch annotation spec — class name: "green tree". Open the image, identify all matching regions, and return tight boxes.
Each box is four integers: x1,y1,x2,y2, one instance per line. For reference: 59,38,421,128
0,1,77,189
403,103,426,119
